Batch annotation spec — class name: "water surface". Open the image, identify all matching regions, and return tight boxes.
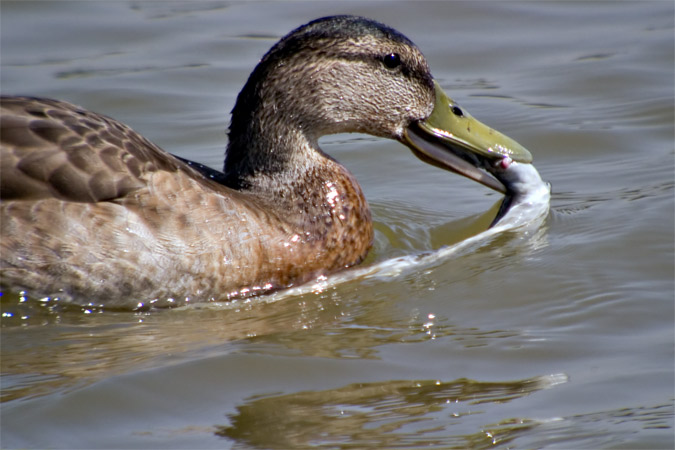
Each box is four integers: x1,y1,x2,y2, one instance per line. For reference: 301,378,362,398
1,1,673,449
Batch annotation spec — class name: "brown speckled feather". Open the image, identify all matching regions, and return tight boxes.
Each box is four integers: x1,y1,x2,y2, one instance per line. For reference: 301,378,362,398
0,97,179,202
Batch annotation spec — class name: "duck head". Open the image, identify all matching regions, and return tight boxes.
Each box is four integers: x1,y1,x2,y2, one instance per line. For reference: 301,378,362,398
225,15,532,193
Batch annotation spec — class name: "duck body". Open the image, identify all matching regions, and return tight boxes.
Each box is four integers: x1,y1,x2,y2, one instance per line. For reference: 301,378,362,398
1,97,371,306
0,16,533,308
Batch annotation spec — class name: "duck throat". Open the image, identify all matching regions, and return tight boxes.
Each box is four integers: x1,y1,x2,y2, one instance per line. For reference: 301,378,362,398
223,58,374,266
225,124,373,268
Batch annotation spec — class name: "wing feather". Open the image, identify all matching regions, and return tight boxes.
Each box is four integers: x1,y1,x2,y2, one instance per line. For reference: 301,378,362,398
1,97,184,202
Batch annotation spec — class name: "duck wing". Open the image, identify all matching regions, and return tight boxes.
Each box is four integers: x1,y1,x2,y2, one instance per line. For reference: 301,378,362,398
0,96,185,203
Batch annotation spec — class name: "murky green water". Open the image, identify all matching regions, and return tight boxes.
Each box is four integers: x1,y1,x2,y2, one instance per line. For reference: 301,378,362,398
1,1,673,449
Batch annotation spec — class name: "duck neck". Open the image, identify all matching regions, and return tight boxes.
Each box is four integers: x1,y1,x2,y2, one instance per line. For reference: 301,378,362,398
223,44,358,191
224,106,373,251
224,107,318,191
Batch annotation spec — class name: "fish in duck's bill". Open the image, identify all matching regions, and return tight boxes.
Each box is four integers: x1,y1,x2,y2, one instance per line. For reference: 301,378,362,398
402,79,548,225
404,80,532,195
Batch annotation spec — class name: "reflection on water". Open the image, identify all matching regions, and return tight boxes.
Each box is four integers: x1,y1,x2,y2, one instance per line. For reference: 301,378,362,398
216,374,567,449
1,265,540,403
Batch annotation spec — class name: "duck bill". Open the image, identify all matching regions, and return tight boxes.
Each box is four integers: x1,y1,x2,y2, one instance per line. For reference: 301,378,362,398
404,80,532,194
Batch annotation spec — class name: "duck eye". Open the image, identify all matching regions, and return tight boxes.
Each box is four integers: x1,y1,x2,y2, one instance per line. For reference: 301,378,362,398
382,53,401,69
451,105,464,117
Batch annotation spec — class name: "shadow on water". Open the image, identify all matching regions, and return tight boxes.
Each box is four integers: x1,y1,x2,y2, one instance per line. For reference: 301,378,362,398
215,374,567,449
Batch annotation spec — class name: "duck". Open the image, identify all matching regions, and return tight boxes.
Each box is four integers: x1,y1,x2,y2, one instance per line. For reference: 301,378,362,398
0,15,532,309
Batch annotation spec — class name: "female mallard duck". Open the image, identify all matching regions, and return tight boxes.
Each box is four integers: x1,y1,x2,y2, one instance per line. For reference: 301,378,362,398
0,15,532,308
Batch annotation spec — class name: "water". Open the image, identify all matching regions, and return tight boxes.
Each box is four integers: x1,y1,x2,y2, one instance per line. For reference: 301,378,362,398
1,1,673,448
